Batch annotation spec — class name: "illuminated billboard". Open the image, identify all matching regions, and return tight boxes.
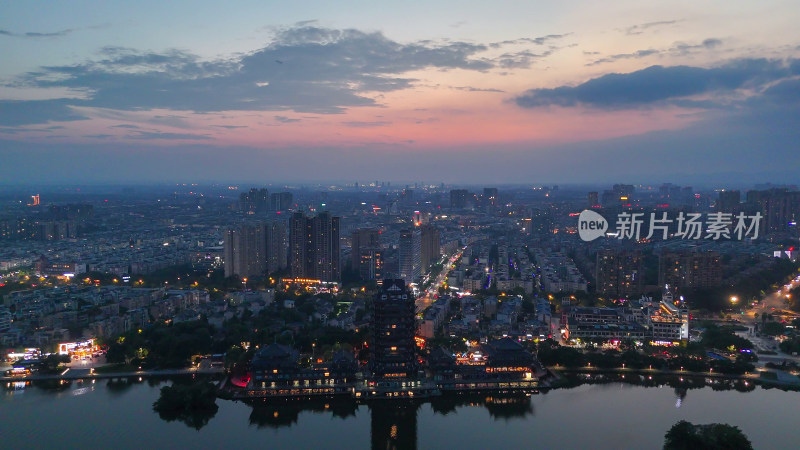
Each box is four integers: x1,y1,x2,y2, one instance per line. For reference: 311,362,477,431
58,339,98,356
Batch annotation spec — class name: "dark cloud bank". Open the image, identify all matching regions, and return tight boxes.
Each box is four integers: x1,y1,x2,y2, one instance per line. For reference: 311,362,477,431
0,26,565,126
515,58,800,108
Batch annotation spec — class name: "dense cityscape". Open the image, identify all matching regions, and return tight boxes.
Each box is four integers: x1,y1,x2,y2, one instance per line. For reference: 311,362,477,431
3,1,800,448
2,182,800,447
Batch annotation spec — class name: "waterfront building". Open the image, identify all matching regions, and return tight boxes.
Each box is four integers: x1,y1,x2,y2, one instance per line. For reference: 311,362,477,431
642,287,690,342
561,306,648,341
248,344,357,397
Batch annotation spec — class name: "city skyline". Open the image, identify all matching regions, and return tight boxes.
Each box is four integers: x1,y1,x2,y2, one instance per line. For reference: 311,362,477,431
1,2,799,184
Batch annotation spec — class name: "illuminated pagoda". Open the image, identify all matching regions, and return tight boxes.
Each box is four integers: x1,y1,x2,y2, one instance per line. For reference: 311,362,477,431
369,279,418,380
361,279,436,398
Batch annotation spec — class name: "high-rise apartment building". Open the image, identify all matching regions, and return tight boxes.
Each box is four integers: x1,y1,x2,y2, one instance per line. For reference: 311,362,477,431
0,306,11,333
402,188,414,205
717,190,741,213
398,228,421,284
289,211,340,281
588,191,599,208
595,249,644,297
657,183,693,206
265,221,288,274
420,224,440,270
224,221,287,279
270,192,293,211
224,224,266,278
352,228,382,281
239,188,268,213
746,188,800,234
658,251,722,290
449,189,470,209
351,229,381,267
289,212,309,278
601,184,635,207
358,248,383,281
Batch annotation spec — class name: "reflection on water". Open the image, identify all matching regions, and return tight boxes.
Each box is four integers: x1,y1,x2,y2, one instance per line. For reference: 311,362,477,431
248,398,358,429
152,379,220,430
72,386,93,396
245,393,534,449
370,400,420,450
557,371,758,394
231,373,769,449
429,393,534,420
155,404,218,430
675,388,687,408
556,372,765,413
3,373,794,449
32,378,73,392
106,378,136,395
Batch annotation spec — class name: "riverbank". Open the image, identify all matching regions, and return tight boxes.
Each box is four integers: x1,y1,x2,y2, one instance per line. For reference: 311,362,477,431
546,365,800,389
1,366,224,382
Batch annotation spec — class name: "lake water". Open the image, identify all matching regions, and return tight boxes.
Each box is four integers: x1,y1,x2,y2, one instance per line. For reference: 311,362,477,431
2,376,798,449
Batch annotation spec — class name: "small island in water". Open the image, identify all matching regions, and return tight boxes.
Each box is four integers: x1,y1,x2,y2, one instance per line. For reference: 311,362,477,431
152,381,219,430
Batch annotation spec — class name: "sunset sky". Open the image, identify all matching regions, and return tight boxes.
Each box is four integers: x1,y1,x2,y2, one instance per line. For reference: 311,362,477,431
1,1,799,185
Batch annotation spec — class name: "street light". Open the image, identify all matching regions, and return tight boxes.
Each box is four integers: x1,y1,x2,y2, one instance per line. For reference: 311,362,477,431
730,296,738,304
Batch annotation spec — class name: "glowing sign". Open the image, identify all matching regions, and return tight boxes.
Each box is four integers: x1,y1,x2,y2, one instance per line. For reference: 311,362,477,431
58,339,97,355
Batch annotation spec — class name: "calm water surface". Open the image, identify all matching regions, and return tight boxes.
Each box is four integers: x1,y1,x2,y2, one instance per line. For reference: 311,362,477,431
2,378,798,449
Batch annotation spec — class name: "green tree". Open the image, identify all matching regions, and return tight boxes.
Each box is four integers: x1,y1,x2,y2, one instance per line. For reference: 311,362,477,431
38,354,71,374
761,321,785,336
664,420,704,449
701,325,753,351
153,381,219,430
664,420,752,450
